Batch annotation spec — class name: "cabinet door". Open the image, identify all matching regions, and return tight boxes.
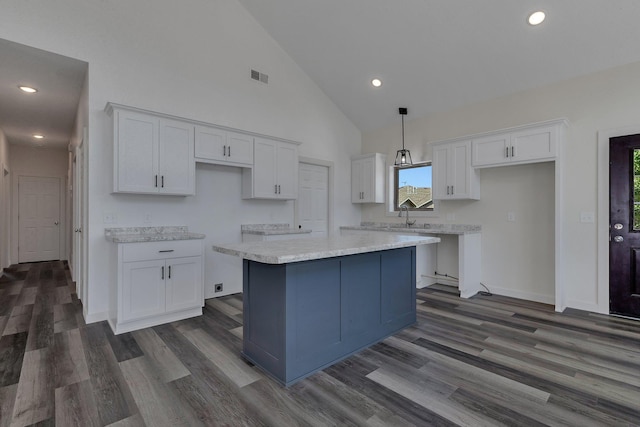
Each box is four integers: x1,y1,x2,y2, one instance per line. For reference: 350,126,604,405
472,133,510,167
121,259,166,322
432,145,450,199
159,119,195,195
227,132,254,166
252,137,278,198
165,256,202,312
510,125,556,164
194,125,227,162
116,110,159,193
275,142,298,199
360,157,375,203
351,159,363,203
450,141,471,198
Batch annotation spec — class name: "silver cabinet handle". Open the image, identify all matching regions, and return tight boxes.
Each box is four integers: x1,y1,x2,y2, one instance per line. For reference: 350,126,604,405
155,175,158,187
614,235,624,243
275,184,278,194
161,176,164,188
161,266,165,280
168,265,171,279
228,145,231,156
158,250,174,253
223,145,226,156
505,147,509,158
446,186,450,195
54,221,59,226
451,185,454,195
511,146,515,157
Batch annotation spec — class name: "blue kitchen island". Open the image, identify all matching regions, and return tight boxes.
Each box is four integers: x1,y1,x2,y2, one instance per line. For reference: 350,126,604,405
213,233,440,386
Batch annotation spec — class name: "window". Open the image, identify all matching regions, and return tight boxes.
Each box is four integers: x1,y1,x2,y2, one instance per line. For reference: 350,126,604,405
394,163,433,211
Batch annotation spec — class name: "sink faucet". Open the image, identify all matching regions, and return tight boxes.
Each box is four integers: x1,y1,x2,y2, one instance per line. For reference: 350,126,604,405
398,206,416,227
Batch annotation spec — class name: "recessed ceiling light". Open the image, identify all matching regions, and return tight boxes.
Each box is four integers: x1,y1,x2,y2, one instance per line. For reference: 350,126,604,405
19,85,38,93
371,78,382,88
528,11,546,26
33,134,44,139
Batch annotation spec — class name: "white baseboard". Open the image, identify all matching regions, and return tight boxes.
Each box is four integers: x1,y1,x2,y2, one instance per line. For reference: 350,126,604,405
488,286,555,305
84,309,109,324
563,299,605,314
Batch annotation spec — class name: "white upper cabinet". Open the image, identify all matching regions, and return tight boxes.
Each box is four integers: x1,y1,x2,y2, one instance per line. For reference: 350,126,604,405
109,105,195,195
194,125,253,167
351,153,386,203
432,140,479,200
472,121,562,168
159,119,195,194
242,137,299,200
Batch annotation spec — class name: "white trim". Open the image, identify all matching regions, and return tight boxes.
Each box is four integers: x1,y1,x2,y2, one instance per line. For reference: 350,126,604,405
489,286,555,306
596,124,640,315
295,156,335,235
84,308,109,324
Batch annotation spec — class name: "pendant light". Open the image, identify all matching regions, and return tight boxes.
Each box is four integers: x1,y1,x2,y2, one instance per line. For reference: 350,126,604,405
394,107,412,167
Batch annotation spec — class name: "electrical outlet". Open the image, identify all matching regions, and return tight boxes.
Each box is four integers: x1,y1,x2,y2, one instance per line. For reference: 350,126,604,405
103,212,117,224
214,283,223,293
507,212,516,222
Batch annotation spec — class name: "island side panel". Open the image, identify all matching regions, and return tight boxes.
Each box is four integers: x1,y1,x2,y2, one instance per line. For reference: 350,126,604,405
381,247,417,329
285,257,343,382
242,259,287,380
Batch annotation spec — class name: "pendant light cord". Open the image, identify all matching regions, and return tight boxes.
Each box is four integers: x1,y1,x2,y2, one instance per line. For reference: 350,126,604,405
401,114,405,150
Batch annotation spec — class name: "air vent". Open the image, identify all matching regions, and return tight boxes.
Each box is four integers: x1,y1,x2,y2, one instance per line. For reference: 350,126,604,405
250,69,269,84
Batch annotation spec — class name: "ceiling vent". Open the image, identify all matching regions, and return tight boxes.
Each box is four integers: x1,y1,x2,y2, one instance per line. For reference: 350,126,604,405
251,69,269,84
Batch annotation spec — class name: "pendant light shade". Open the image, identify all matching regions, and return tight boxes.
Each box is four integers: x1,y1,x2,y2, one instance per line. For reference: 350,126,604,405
394,107,412,167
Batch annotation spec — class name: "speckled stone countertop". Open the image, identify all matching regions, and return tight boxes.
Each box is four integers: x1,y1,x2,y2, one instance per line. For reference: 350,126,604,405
213,234,440,264
340,221,481,235
105,226,206,243
241,223,312,236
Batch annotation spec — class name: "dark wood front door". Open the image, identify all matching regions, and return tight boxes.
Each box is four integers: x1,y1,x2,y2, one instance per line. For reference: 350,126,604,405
610,134,640,318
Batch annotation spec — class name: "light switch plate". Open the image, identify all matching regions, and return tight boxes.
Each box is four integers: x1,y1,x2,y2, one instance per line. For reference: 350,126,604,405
103,212,117,224
580,212,595,223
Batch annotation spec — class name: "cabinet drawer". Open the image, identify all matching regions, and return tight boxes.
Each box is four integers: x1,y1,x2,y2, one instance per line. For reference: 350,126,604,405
122,240,202,262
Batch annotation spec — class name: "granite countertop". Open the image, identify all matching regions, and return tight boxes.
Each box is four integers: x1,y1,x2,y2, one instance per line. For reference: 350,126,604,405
213,233,440,264
241,223,312,236
105,226,206,243
341,221,481,235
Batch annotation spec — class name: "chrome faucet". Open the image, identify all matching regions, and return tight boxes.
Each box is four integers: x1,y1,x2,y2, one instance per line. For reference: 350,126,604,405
398,205,416,227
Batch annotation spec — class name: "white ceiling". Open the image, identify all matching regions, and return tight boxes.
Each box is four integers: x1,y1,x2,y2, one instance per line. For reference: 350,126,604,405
3,1,640,150
0,39,87,150
238,0,640,132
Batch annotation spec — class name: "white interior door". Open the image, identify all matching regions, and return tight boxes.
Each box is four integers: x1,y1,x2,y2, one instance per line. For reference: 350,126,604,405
0,164,9,270
18,176,61,263
72,144,84,299
297,163,329,236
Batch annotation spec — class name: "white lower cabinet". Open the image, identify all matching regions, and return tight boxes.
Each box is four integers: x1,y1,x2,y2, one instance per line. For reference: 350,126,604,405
111,239,204,334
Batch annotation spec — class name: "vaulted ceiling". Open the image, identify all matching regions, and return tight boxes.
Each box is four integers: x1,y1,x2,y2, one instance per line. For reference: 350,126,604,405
3,1,640,152
238,0,640,132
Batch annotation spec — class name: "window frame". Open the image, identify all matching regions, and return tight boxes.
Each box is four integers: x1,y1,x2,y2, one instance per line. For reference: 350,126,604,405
392,161,434,212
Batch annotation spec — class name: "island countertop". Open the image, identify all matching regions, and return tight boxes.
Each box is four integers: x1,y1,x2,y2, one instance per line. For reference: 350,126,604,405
212,233,440,264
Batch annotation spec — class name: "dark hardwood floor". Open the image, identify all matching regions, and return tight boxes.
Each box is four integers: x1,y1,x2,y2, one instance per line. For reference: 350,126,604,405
1,261,639,426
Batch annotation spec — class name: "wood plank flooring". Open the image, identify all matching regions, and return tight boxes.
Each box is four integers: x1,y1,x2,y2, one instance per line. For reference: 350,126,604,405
1,262,639,426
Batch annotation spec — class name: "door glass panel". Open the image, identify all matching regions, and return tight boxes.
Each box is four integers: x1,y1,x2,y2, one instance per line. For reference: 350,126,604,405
634,149,640,230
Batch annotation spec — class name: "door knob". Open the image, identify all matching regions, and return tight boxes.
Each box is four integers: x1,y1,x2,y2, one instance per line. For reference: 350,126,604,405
613,235,624,243
613,223,623,230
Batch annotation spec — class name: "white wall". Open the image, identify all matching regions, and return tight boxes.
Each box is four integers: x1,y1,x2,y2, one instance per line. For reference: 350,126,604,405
363,60,640,311
0,128,10,270
9,145,69,263
0,0,361,321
